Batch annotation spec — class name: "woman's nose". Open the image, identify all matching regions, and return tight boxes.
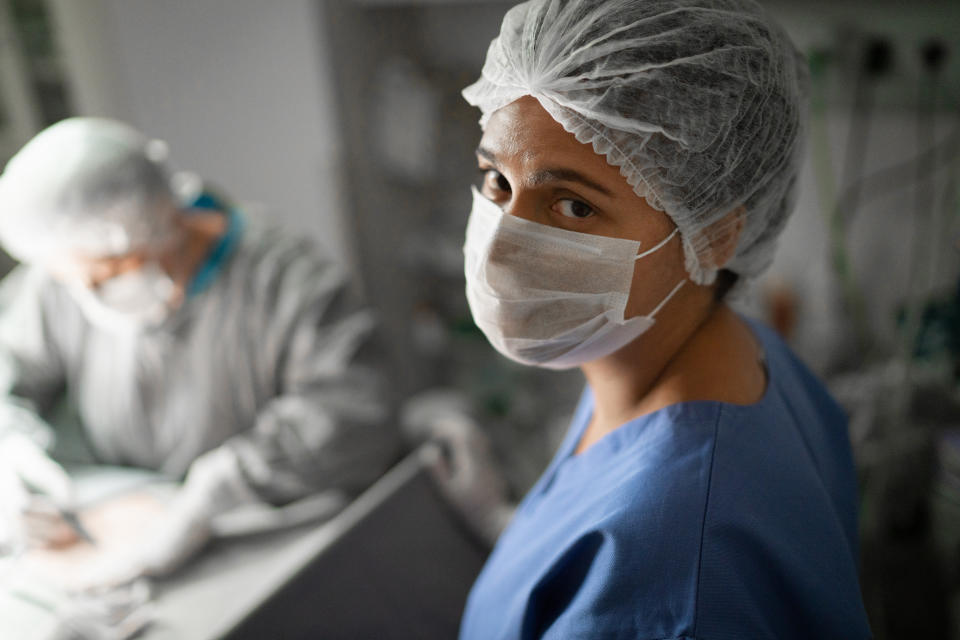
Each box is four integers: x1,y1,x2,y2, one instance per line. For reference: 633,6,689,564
501,192,541,224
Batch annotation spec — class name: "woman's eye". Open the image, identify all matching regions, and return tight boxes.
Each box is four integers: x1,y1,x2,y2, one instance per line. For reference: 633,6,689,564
554,199,595,219
481,169,511,195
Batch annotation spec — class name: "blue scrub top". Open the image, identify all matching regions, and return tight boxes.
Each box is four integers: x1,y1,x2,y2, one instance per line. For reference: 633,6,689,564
459,319,872,640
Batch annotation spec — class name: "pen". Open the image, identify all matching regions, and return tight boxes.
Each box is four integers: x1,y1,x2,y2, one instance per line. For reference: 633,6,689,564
26,487,98,546
57,506,97,546
22,477,97,546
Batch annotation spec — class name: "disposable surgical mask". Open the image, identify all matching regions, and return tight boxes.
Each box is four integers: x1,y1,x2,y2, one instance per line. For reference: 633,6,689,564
71,261,176,331
463,186,685,370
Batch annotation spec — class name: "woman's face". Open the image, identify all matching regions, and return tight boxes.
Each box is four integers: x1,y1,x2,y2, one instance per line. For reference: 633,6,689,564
476,96,692,320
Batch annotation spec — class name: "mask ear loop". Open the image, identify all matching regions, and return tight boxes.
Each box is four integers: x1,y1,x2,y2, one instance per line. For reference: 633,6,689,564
633,227,679,261
648,279,686,318
632,227,685,318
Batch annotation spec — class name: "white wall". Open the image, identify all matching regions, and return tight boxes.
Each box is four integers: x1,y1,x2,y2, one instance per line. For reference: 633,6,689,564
47,0,355,268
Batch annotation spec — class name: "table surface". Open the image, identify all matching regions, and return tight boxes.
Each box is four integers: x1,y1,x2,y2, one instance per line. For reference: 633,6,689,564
1,449,483,640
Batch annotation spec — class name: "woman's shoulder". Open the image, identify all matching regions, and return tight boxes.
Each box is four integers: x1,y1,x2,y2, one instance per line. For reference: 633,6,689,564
684,322,868,637
479,380,866,640
523,399,866,640
743,316,828,388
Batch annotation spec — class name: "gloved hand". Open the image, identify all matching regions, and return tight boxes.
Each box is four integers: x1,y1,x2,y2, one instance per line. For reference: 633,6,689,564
143,447,257,574
136,489,214,577
402,390,514,546
0,432,79,549
72,446,256,589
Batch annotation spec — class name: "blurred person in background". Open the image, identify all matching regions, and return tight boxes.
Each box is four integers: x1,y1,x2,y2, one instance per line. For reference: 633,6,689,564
0,117,400,583
456,0,872,638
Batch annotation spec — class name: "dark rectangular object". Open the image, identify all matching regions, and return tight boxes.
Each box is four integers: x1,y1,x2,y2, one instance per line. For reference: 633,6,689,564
222,450,489,640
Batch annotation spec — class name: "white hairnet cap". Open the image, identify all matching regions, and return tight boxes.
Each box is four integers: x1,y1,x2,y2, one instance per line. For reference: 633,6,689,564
0,117,176,264
463,0,809,287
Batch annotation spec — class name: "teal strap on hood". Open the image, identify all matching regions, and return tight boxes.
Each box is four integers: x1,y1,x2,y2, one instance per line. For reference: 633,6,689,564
184,192,245,298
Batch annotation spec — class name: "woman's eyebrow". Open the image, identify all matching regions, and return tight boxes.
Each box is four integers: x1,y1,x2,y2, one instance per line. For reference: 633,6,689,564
476,146,612,197
527,168,612,197
475,146,498,164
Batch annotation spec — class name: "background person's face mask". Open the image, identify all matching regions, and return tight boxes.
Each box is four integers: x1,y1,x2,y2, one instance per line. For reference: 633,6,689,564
463,187,685,370
71,261,176,331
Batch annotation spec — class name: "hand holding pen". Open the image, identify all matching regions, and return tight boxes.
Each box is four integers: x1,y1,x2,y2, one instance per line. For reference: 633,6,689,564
0,432,96,549
21,494,97,548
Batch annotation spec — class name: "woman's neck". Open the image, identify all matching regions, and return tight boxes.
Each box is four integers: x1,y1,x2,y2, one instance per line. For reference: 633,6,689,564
575,300,765,455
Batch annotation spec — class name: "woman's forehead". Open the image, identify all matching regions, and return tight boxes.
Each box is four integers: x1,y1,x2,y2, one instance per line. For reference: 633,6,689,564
481,97,579,158
479,97,629,193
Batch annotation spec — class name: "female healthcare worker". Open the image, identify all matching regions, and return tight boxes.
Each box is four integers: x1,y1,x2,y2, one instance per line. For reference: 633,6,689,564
0,118,400,584
458,1,872,638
